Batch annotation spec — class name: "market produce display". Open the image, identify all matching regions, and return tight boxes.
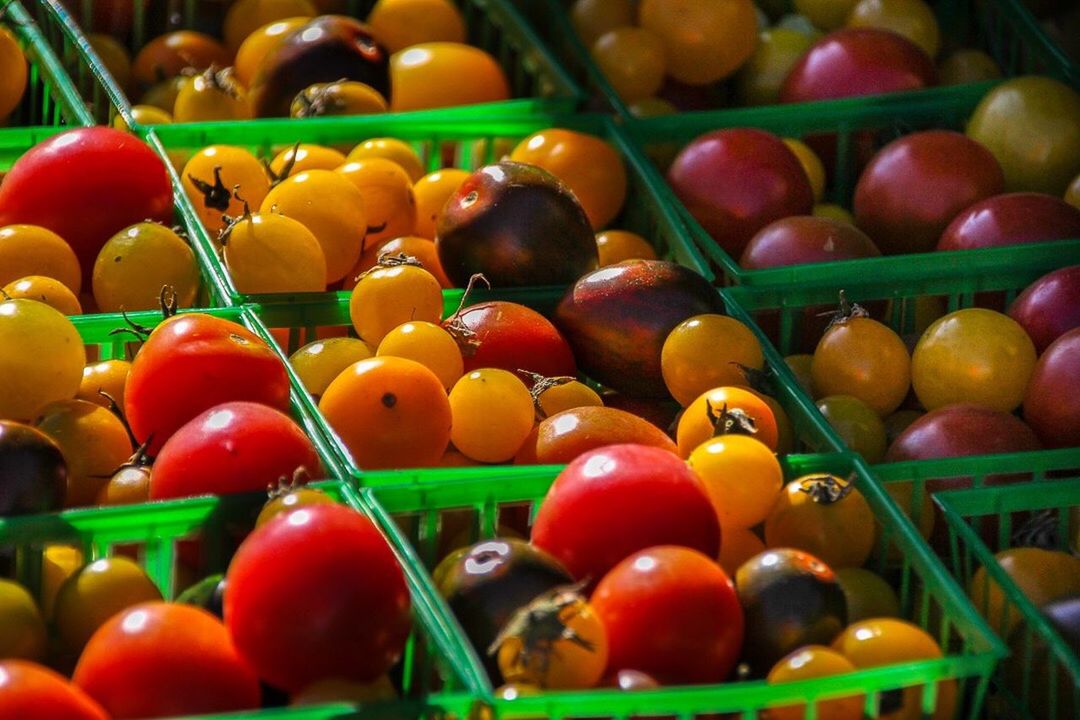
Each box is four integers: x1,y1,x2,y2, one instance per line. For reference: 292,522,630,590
1,0,1079,719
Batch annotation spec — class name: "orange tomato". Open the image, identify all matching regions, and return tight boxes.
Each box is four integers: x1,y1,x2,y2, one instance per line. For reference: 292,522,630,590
595,229,658,266
367,0,467,53
344,236,452,290
389,43,510,111
132,31,231,88
676,386,779,456
413,168,469,239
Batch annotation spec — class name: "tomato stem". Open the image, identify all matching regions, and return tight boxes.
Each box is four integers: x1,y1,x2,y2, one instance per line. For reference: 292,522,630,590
798,474,855,505
520,370,577,420
819,289,869,330
706,400,758,438
442,273,491,357
265,141,302,188
187,165,232,213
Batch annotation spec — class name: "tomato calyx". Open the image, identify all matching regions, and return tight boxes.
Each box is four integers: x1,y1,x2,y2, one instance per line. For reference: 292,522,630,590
1011,510,1060,550
108,286,181,342
706,400,758,438
819,290,868,330
187,165,232,213
733,362,778,397
266,466,314,500
189,64,244,102
798,474,855,505
265,141,302,188
442,273,491,357
292,78,350,118
520,370,577,419
218,188,255,245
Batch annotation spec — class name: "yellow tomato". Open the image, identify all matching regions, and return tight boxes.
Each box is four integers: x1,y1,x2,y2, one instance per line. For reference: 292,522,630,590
0,225,81,294
0,578,46,661
784,138,827,203
367,0,466,53
570,0,635,47
390,42,510,112
92,222,201,312
591,27,666,103
290,337,374,397
173,67,252,123
765,646,862,720
3,276,82,316
346,137,426,181
413,169,469,238
223,0,316,52
54,556,162,653
34,399,133,507
595,230,659,266
0,26,28,119
638,0,758,85
736,29,816,107
847,0,941,58
335,158,417,247
661,314,765,407
269,143,347,177
223,211,327,293
794,0,861,31
938,49,1001,86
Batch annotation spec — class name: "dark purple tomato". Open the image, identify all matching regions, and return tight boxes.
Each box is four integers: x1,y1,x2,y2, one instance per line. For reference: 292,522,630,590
885,403,1042,461
667,128,814,258
853,131,1005,254
554,260,725,397
436,161,598,287
0,420,67,515
937,193,1080,250
740,216,880,268
1008,265,1080,353
451,301,577,380
1023,328,1080,448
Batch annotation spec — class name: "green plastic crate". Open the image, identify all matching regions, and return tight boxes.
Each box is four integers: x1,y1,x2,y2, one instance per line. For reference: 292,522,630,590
0,0,91,127
364,452,1005,718
0,480,483,719
32,0,583,129
247,283,842,485
625,81,1080,286
147,113,714,306
515,0,1079,119
934,474,1080,720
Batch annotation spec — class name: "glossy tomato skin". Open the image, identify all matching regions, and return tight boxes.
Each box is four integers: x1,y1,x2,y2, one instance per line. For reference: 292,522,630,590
937,193,1080,250
526,406,677,465
455,301,577,380
225,504,411,693
667,129,814,257
150,402,321,500
0,128,172,286
554,260,725,397
591,545,743,685
531,444,720,582
73,602,260,719
1023,328,1080,448
1008,266,1080,353
0,660,108,720
0,421,66,515
740,215,880,268
853,131,1005,254
124,314,291,455
885,403,1041,461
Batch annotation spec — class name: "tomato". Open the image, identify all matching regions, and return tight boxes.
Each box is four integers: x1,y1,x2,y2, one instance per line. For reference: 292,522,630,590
235,17,310,87
784,139,827,203
390,43,509,112
0,579,46,661
846,0,941,57
225,504,411,692
367,0,467,53
181,145,271,236
223,0,316,52
595,229,658,266
835,567,900,622
255,484,334,527
831,619,955,720
223,209,328,293
132,31,231,88
0,660,107,720
378,321,463,390
74,602,260,718
92,222,200,312
289,337,373,397
1023,327,1080,448
95,454,152,507
969,547,1080,638
532,444,720,582
349,256,442,346
717,526,766,576
592,545,744,684
0,128,173,287
0,225,81,295
764,474,875,569
736,29,817,107
816,395,887,462
518,405,675,465
912,308,1036,413
413,169,469,239
793,0,859,30
884,409,923,447
319,356,451,469
173,67,252,122
571,0,635,46
124,313,291,454
451,301,577,381
591,27,666,103
509,129,627,230
494,589,608,690
268,144,347,177
0,299,86,422
638,0,758,85
0,26,27,120
1008,265,1080,354
736,548,847,673
939,49,1001,85
676,386,780,456
346,235,451,290
662,314,764,407
346,138,425,182
765,646,863,720
53,557,161,654
0,421,67,515
885,403,1042,462
291,80,387,117
335,158,417,247
176,574,226,618
689,434,782,530
530,376,603,419
449,369,535,463
741,216,881,270
812,314,910,416
785,353,817,396
3,276,82,315
262,169,367,284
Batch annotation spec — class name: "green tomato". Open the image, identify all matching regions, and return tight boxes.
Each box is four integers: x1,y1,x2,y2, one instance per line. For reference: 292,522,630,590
816,394,886,462
736,28,816,106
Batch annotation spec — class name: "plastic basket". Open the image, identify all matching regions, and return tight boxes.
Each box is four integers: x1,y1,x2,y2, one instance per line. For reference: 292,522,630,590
147,113,714,307
32,0,583,129
625,81,1080,286
0,479,483,718
247,283,843,486
934,474,1080,720
363,452,1005,718
0,0,91,127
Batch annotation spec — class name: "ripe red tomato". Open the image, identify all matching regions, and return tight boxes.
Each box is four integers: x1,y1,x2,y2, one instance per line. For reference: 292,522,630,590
937,193,1080,250
451,301,577,381
885,403,1041,461
0,660,107,720
0,128,172,286
531,444,720,582
1023,328,1080,448
225,504,412,693
124,313,291,454
591,545,744,685
150,402,322,500
1008,265,1080,353
73,602,260,719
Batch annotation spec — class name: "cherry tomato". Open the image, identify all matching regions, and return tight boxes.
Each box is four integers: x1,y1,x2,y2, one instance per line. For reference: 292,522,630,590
570,0,635,46
521,405,676,465
595,229,658,266
181,145,271,236
335,158,417,247
449,369,535,463
451,301,577,380
0,579,46,661
662,314,765,407
124,312,291,454
764,474,875,569
390,43,509,112
816,395,886,462
847,0,941,57
350,257,443,346
736,29,817,107
132,31,231,88
367,0,467,53
225,504,411,692
0,660,107,720
92,222,200,312
378,321,463,390
74,602,260,718
291,80,387,117
812,314,910,416
33,399,132,507
289,337,373,397
223,0,316,52
0,26,27,120
346,138,425,182
638,0,758,85
0,299,86,421
268,144,347,176
223,209,327,293
0,225,81,295
794,0,860,31
765,645,863,720
676,386,779,457
95,454,152,507
969,547,1080,638
0,421,67,514
1024,327,1080,447
3,276,82,315
319,356,451,469
344,235,452,289
938,49,1001,85
530,376,603,419
593,545,744,684
234,17,310,87
173,67,252,122
413,169,469,239
591,27,666,103
835,567,901,622
54,557,162,654
689,434,782,529
255,484,334,527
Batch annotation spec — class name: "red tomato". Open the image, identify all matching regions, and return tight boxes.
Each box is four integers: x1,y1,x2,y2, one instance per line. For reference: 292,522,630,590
1023,328,1080,448
73,602,260,719
0,128,172,286
124,313,291,454
591,545,744,685
0,660,107,720
531,444,720,582
225,504,412,693
150,402,321,500
451,300,577,381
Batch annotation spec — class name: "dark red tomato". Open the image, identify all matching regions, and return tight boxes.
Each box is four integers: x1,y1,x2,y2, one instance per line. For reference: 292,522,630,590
73,602,260,719
780,29,937,103
601,392,681,434
0,421,66,515
149,402,321,500
1023,328,1080,448
0,128,172,286
1008,265,1080,353
667,129,814,258
531,444,719,582
452,300,577,381
937,193,1080,250
0,660,108,720
591,545,743,685
124,313,291,454
853,131,1005,254
885,403,1041,462
225,504,411,693
740,216,880,269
